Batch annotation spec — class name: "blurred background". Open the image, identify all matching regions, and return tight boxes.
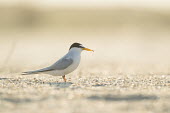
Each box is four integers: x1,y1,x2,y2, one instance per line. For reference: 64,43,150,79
0,0,170,74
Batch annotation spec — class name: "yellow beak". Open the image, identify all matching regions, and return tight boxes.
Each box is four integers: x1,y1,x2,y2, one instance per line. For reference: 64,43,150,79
83,48,94,52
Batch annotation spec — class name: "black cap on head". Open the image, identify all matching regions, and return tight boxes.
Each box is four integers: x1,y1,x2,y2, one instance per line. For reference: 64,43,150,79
69,43,84,50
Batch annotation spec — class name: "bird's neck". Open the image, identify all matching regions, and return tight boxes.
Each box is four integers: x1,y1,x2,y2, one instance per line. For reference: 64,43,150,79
68,48,82,57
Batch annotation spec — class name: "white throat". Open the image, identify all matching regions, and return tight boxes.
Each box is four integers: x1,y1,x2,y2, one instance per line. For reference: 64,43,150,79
69,48,82,52
68,48,82,56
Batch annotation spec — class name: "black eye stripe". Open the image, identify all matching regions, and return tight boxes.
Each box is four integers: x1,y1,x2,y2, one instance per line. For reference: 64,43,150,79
79,46,84,48
69,43,83,50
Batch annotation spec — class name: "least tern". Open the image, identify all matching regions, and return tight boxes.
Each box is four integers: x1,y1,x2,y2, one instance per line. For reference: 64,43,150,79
22,43,93,82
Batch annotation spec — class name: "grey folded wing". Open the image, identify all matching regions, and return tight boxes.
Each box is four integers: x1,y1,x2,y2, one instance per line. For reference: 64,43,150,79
22,57,73,75
50,57,73,70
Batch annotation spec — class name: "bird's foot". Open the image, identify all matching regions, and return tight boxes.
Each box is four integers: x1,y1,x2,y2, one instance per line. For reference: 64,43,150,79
62,75,67,82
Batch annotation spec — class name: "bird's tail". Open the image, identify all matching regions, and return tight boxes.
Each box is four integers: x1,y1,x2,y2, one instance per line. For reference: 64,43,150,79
22,67,53,75
22,71,39,75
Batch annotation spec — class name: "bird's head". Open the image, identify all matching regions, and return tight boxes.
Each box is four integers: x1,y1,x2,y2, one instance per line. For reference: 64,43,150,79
69,43,94,52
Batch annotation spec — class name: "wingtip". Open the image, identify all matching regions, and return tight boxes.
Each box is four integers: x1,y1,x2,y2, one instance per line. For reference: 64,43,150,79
21,72,28,75
21,71,32,75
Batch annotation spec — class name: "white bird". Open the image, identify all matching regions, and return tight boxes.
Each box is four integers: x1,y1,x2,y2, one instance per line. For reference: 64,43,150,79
22,43,93,82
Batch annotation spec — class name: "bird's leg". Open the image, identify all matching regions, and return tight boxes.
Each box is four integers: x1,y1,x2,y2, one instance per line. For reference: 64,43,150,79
62,75,67,82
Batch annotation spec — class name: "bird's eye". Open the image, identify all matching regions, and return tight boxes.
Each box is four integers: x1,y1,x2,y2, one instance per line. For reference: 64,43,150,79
79,46,84,48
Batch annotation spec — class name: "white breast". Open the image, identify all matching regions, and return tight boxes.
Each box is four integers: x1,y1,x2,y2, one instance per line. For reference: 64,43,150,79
46,48,82,76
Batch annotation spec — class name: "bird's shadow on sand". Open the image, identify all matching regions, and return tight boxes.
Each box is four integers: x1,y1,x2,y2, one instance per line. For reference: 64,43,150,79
0,78,9,80
0,77,73,88
46,82,73,88
88,94,158,101
1,97,49,104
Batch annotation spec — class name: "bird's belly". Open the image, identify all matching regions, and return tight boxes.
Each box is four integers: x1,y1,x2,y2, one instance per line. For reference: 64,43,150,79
47,58,80,76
